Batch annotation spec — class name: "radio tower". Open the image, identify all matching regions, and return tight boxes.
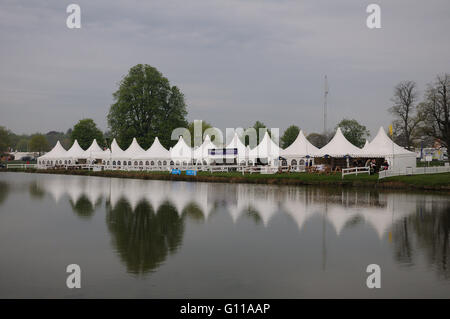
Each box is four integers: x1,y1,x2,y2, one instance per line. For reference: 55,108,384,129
323,75,329,134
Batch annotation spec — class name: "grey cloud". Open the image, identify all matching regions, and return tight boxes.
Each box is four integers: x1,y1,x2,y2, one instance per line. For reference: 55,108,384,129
0,0,449,138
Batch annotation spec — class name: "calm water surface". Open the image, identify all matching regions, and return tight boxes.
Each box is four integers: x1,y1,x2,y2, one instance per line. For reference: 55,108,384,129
0,172,449,298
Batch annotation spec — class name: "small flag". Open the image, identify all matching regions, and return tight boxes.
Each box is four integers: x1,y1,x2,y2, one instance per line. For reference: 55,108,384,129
388,124,393,137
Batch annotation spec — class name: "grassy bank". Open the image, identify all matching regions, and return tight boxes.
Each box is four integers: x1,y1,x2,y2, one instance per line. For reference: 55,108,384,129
2,167,449,193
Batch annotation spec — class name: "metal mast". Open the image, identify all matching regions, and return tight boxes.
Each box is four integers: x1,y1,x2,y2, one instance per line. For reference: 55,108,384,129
323,75,328,134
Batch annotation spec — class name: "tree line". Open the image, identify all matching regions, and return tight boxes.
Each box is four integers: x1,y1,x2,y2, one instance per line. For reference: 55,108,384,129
1,64,447,157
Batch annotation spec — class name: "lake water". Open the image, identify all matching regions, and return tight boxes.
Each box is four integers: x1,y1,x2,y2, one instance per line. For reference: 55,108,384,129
0,172,449,298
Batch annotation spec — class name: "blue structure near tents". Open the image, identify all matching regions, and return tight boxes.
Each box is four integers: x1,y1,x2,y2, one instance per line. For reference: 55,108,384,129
171,169,181,175
186,170,197,176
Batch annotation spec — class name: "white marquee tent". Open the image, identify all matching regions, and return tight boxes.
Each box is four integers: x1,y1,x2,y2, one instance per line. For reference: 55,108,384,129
357,127,416,169
37,141,67,166
62,140,85,163
124,138,146,162
110,138,128,162
135,137,170,164
315,127,362,157
193,135,216,164
170,136,193,164
249,131,281,165
281,130,319,165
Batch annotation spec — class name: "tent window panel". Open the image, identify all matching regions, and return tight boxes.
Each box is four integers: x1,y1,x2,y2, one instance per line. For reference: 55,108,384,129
158,161,162,166
163,161,167,165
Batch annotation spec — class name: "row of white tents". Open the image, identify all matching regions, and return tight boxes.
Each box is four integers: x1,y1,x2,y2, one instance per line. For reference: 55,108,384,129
37,126,416,170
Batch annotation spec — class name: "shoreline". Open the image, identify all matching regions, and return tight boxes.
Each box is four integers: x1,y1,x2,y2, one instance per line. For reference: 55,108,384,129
1,168,450,194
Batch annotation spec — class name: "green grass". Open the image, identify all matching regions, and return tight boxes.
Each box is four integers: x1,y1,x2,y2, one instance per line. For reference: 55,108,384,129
381,173,450,187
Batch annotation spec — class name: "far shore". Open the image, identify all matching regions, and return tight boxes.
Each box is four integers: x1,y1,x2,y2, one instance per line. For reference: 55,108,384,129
2,168,450,194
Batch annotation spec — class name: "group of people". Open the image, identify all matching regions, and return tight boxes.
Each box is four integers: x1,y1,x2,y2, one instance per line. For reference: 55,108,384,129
364,159,390,174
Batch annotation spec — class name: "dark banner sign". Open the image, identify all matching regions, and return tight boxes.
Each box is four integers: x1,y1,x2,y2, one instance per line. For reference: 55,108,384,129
208,148,238,156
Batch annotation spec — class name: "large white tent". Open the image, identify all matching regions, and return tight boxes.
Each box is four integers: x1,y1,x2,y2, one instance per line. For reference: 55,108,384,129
124,138,146,163
357,127,416,169
170,136,193,164
110,138,128,163
193,135,216,164
281,130,319,165
315,127,361,157
37,141,67,166
249,131,281,165
61,140,85,163
135,137,170,165
81,139,110,162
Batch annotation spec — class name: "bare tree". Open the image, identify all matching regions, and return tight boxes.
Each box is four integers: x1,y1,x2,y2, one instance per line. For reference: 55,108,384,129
389,81,422,149
418,74,450,151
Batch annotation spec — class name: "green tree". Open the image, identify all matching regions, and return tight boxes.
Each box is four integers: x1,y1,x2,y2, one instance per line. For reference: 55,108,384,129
187,120,221,146
16,138,29,152
71,119,105,150
336,119,370,148
281,125,300,148
29,134,49,155
107,64,188,149
0,126,11,152
307,132,328,148
244,121,269,146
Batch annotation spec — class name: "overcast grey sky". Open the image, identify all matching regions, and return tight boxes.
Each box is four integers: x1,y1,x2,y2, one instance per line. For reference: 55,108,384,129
1,0,449,138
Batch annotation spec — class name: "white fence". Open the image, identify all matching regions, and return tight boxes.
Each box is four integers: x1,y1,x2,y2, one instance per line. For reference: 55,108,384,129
33,163,309,175
378,165,450,179
6,164,37,169
342,166,370,179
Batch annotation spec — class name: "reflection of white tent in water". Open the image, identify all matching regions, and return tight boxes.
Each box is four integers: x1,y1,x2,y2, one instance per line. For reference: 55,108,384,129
109,178,147,211
282,200,317,231
325,205,358,236
168,182,197,216
144,181,170,211
82,177,109,204
192,183,213,219
40,176,67,202
359,194,413,239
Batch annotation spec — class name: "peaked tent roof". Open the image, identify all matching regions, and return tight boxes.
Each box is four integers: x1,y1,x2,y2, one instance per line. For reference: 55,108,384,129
138,137,170,159
38,141,67,159
124,138,146,158
315,127,361,157
170,136,192,160
110,138,128,159
225,132,249,158
80,139,103,159
249,131,281,159
362,140,370,150
193,135,216,160
357,127,415,157
64,140,85,159
281,130,319,157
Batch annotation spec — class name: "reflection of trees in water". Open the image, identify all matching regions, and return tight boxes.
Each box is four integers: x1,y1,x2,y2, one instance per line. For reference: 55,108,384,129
246,207,262,225
0,181,10,205
29,181,45,199
182,202,204,223
69,195,100,219
106,198,184,275
393,200,450,278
